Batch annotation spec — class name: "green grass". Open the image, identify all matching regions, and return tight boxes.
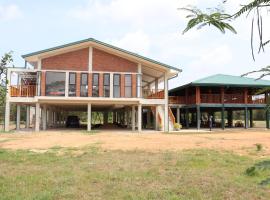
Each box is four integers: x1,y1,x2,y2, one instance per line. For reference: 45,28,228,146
0,147,270,200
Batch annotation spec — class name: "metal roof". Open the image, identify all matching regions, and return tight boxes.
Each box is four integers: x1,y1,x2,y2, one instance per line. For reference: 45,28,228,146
22,38,182,72
170,74,270,92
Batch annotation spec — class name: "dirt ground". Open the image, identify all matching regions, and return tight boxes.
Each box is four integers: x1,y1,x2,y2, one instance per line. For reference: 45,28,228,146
1,129,270,155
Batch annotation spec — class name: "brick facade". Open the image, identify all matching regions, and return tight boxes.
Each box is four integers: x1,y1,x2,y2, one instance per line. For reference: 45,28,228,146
99,73,103,97
41,48,89,71
76,72,81,97
88,73,92,97
132,74,137,98
41,71,46,96
93,48,138,72
120,74,125,97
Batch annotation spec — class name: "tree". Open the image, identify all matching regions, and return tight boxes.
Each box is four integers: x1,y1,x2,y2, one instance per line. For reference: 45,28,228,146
0,52,13,105
180,0,270,109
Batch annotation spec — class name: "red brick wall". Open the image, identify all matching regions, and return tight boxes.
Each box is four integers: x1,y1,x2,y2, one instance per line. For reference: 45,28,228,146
41,48,89,71
41,71,46,96
93,48,138,72
88,73,92,97
99,73,103,97
76,73,81,97
120,74,125,97
132,74,137,98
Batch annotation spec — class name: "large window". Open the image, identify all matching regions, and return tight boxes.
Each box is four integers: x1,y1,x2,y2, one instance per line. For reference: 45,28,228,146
46,72,66,96
69,73,76,96
113,74,121,98
137,74,142,98
125,74,132,98
81,73,88,97
103,73,110,97
92,73,99,97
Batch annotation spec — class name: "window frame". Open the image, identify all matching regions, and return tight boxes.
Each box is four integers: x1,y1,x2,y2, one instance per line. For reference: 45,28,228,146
113,74,121,98
92,73,99,97
45,71,66,97
68,72,76,97
103,73,110,98
124,74,132,98
80,73,88,97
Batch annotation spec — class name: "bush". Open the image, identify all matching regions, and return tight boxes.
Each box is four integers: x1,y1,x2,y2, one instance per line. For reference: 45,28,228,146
174,123,182,130
255,143,263,151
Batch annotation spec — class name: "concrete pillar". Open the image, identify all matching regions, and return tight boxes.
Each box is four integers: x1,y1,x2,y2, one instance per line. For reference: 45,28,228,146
155,106,159,130
164,73,169,132
196,105,201,130
42,105,47,130
16,104,21,130
132,106,136,131
138,104,142,132
35,103,40,132
87,103,92,131
4,101,10,132
155,78,159,93
26,105,30,129
176,107,180,124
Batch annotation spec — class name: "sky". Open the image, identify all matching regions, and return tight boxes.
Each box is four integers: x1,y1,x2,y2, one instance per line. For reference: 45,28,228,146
0,0,270,89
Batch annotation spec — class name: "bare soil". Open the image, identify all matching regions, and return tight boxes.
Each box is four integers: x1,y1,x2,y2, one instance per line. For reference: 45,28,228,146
1,129,270,155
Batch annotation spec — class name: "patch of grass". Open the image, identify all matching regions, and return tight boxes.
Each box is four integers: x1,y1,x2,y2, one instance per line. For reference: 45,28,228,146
255,143,263,151
0,130,15,134
0,148,270,199
245,160,270,186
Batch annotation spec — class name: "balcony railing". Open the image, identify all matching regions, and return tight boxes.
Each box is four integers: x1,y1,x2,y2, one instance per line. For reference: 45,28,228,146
169,93,266,104
10,85,36,97
143,89,164,99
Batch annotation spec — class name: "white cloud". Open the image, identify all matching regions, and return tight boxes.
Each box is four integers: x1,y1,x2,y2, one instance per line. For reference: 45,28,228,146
109,30,151,55
0,4,22,21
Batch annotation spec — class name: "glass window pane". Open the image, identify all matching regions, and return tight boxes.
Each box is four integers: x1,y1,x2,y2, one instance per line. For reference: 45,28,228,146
93,74,99,86
125,75,131,86
46,72,66,96
81,73,88,85
113,74,120,86
104,74,110,86
69,73,76,85
125,87,132,98
114,86,120,98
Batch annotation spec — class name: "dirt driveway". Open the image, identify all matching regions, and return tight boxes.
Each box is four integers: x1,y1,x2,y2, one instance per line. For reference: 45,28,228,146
1,130,270,155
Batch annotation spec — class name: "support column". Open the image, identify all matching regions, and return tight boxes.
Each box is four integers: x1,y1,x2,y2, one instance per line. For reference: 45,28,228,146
42,105,47,130
221,106,225,130
249,109,253,128
164,73,169,132
4,101,10,132
87,103,92,131
176,107,180,124
244,107,249,129
26,105,30,129
155,106,159,130
132,105,136,131
138,104,142,132
35,103,40,132
196,105,201,130
16,104,21,130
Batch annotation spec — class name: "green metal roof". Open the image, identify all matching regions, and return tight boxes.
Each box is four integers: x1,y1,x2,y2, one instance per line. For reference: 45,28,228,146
22,38,182,72
170,74,270,92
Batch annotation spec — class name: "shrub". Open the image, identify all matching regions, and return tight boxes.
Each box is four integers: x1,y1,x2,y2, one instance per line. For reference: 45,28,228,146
174,123,182,130
255,143,263,151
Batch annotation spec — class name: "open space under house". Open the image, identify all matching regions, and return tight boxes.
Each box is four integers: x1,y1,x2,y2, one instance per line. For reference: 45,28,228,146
4,38,270,132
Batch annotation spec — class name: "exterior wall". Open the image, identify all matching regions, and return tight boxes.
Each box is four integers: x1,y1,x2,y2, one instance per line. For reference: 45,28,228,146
41,48,89,71
132,74,137,98
76,72,81,97
93,48,138,72
88,73,92,97
99,73,103,97
41,71,46,96
120,74,125,97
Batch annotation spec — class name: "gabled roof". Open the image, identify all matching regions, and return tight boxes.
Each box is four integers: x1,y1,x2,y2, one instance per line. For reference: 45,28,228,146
22,38,182,72
170,74,270,92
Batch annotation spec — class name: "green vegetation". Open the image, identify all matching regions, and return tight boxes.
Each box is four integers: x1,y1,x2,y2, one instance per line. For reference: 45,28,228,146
0,147,270,199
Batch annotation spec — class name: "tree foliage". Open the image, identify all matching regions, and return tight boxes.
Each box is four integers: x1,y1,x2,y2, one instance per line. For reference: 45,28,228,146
0,52,13,105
